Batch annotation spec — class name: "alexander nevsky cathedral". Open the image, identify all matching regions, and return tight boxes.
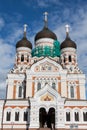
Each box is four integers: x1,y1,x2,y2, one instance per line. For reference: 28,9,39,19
0,12,87,130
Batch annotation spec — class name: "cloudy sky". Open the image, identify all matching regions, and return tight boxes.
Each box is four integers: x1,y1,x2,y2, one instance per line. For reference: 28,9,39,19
0,0,87,98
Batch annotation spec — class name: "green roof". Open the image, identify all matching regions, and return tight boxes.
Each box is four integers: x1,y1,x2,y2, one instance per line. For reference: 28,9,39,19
32,40,60,57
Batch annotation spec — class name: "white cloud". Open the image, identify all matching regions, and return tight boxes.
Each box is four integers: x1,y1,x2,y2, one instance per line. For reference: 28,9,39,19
0,39,15,69
0,19,23,99
0,17,5,29
36,0,61,7
0,1,87,98
6,28,23,44
0,39,15,99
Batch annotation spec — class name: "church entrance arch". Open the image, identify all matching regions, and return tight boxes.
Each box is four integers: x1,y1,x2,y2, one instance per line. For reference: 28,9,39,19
39,107,55,128
39,108,47,127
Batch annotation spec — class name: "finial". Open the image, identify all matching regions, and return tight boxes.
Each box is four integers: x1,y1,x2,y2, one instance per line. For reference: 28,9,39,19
65,24,70,37
43,12,48,28
24,24,28,37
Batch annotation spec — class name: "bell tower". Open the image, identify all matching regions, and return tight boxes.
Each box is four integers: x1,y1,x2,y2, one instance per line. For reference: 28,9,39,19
60,25,77,73
15,24,32,70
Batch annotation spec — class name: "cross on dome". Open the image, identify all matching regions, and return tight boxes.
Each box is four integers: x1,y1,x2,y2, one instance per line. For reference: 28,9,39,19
65,24,70,37
24,24,28,37
43,12,48,27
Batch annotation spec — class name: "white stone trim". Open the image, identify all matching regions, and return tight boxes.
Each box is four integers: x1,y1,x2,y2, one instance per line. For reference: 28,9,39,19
61,47,76,53
17,47,31,52
35,38,54,45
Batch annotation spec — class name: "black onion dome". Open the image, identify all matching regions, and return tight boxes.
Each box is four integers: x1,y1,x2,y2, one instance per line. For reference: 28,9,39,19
16,37,32,49
35,27,57,41
60,36,77,49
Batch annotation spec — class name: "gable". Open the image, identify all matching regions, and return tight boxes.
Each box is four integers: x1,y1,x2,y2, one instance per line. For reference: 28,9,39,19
34,83,61,101
30,57,63,72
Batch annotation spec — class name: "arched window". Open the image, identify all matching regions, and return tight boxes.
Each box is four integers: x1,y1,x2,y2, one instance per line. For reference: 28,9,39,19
69,55,72,62
21,54,24,62
52,82,56,89
83,112,87,121
6,112,11,121
23,111,28,121
15,112,19,121
66,112,70,121
75,112,79,121
37,82,41,91
70,86,74,98
18,86,22,97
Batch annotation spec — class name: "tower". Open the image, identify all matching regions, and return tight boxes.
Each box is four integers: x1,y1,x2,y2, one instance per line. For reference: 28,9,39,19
16,24,32,68
6,25,32,99
60,25,77,72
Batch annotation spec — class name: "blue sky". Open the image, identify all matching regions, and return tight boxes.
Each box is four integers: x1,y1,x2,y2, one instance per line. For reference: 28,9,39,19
0,0,87,98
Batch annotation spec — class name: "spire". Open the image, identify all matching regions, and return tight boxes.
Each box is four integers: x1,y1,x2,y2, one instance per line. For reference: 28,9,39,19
65,24,70,37
23,24,28,37
43,12,48,28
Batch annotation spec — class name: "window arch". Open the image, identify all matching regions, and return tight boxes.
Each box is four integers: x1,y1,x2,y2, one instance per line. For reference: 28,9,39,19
70,86,74,98
66,112,70,121
52,82,56,89
37,82,41,91
23,111,28,121
21,54,24,62
6,111,11,121
15,112,19,121
75,112,79,121
83,112,87,121
18,86,22,97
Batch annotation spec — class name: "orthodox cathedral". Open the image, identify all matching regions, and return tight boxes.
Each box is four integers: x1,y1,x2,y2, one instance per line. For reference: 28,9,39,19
0,12,87,130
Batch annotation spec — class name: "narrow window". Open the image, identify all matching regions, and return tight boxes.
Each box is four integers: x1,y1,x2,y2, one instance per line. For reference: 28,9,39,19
83,112,87,121
52,82,56,89
71,86,74,98
27,55,29,62
15,112,19,121
24,111,28,121
69,55,72,62
86,112,87,121
37,82,41,91
66,112,70,121
6,112,11,121
75,112,79,121
18,86,22,97
64,57,66,63
21,54,24,62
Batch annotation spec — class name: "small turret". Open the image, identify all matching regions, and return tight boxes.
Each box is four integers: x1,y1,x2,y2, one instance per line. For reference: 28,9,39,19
15,25,32,67
60,24,77,50
60,25,77,71
16,24,32,49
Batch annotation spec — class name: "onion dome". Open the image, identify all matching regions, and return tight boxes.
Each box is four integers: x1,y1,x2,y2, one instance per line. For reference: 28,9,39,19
16,37,32,49
35,26,57,41
16,24,32,49
60,25,77,49
35,12,57,41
